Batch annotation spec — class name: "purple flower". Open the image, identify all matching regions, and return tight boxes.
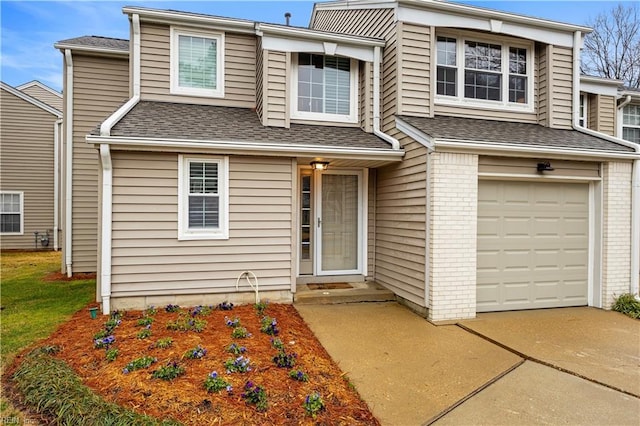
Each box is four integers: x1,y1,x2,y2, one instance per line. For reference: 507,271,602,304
226,385,233,393
123,368,129,374
210,371,218,378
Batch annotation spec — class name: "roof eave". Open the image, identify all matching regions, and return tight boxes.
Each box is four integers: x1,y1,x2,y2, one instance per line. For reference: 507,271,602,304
53,43,129,56
0,81,62,117
122,6,256,34
257,23,385,47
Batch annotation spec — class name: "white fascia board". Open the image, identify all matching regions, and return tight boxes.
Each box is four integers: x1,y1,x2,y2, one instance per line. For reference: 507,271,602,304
314,0,398,11
580,80,621,97
397,6,575,47
53,43,129,57
86,135,405,161
620,90,640,101
434,138,640,160
262,35,375,62
258,23,385,47
122,6,256,34
395,117,434,150
16,80,62,99
0,82,62,117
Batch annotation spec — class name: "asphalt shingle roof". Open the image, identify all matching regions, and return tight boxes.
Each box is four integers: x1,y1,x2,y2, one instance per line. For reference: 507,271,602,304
107,101,392,150
56,36,129,51
398,115,635,153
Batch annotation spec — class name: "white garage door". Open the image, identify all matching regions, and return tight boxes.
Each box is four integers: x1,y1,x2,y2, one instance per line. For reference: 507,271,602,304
477,181,589,312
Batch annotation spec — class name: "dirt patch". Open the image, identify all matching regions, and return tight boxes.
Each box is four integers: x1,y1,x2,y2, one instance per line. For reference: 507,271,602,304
35,304,378,425
42,272,96,282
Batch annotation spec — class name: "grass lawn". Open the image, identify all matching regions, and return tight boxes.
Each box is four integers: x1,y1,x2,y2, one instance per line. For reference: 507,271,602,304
1,251,95,421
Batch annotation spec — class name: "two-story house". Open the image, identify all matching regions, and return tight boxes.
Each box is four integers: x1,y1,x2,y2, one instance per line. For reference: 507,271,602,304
58,0,639,321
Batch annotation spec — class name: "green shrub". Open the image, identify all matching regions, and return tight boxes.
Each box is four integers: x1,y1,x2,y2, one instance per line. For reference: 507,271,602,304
12,348,179,425
612,293,640,319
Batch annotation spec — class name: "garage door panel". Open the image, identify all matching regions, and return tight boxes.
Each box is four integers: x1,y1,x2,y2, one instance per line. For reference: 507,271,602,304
477,181,589,312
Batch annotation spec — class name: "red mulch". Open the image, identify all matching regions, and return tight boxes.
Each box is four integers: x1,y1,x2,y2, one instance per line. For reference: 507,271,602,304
42,272,97,282
42,304,379,425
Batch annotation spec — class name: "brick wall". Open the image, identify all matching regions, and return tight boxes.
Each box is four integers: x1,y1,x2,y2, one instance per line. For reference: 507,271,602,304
601,161,633,308
428,152,478,321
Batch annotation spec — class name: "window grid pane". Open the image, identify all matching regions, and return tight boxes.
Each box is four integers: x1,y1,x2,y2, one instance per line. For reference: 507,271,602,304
0,193,21,233
188,162,219,229
623,127,640,144
623,105,640,126
465,41,501,71
178,35,217,90
464,70,501,101
298,54,350,115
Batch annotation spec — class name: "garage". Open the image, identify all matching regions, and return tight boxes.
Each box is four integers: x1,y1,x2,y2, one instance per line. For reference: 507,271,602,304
477,180,590,312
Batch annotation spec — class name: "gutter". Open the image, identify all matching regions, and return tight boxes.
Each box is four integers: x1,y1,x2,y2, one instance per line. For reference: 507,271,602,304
64,49,73,277
372,46,400,150
53,119,62,251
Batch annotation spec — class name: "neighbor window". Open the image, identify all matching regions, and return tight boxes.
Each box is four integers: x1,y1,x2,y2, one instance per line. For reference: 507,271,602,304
622,104,640,144
292,53,358,123
436,34,532,108
171,28,224,97
578,94,588,127
178,156,228,240
1,192,23,234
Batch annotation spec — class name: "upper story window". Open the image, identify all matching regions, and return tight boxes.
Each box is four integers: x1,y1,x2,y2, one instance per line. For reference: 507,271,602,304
178,155,229,240
170,28,224,98
1,192,23,234
578,94,588,127
291,53,358,124
622,104,640,143
436,34,533,111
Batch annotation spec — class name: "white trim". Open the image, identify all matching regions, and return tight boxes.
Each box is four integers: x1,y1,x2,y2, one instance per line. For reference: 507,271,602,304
170,27,225,98
290,54,359,124
16,80,62,99
0,191,24,235
257,23,385,48
54,119,62,250
578,93,588,128
123,6,256,34
132,14,141,97
64,49,73,276
373,46,400,150
99,145,112,315
434,31,534,112
314,169,364,276
178,155,229,240
580,79,620,97
396,117,435,150
100,97,139,136
261,35,376,62
572,31,582,129
53,43,128,56
477,172,601,182
86,135,405,161
0,82,61,117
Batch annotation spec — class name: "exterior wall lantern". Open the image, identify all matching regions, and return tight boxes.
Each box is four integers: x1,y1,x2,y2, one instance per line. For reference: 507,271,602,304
310,161,330,171
537,161,554,172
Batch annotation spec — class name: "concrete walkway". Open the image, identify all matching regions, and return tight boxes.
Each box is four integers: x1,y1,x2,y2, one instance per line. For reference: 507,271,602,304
296,302,640,426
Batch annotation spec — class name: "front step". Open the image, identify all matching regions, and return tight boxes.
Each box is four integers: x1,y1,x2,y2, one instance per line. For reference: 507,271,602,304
294,281,396,305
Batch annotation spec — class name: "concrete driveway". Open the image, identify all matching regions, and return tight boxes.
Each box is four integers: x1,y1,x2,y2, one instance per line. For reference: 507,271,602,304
296,303,640,425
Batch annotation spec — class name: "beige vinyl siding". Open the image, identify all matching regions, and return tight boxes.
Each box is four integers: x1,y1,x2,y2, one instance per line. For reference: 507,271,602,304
367,169,376,278
382,29,399,133
71,54,129,272
397,22,430,117
587,94,616,136
110,152,293,297
359,62,373,132
537,43,549,126
19,85,63,111
375,134,428,305
256,37,264,122
139,23,255,107
549,45,574,129
263,50,288,127
0,89,58,249
479,156,600,178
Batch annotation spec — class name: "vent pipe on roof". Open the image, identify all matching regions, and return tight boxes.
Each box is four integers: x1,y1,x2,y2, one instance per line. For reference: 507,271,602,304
285,12,291,26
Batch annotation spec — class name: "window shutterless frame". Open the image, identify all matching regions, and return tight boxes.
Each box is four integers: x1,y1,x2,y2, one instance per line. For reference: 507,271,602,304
178,155,229,240
435,31,534,112
170,27,225,98
622,104,640,143
290,53,359,124
0,191,24,235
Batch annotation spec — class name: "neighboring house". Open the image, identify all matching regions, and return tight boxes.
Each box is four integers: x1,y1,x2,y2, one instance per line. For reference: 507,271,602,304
0,81,62,250
60,0,639,321
618,87,640,145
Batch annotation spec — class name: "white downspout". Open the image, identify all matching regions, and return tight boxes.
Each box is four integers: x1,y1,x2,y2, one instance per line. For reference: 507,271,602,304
372,46,400,150
53,119,62,251
99,144,112,315
64,49,73,276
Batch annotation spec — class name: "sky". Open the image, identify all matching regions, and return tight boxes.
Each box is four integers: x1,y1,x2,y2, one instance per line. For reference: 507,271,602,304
0,0,634,92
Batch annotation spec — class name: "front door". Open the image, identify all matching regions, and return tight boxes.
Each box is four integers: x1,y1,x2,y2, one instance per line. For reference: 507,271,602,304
316,170,362,275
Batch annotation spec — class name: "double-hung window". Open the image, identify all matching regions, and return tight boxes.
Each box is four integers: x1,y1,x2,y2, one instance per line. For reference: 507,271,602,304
622,104,640,143
170,28,224,97
292,53,358,123
178,156,229,240
1,192,23,234
436,34,533,110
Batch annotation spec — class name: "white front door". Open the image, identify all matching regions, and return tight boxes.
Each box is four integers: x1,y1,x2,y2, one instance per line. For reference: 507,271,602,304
315,170,363,275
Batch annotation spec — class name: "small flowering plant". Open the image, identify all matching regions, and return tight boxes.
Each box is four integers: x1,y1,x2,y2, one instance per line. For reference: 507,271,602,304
203,371,232,394
226,342,247,355
154,337,173,349
105,347,119,362
94,335,115,349
288,369,308,382
270,338,284,351
137,325,152,340
242,381,268,412
224,356,251,373
152,361,185,381
103,317,121,334
254,301,268,316
123,355,156,373
303,392,325,418
166,313,207,332
165,304,180,313
184,345,207,360
272,351,297,368
231,326,251,339
190,305,212,317
224,316,240,328
218,301,234,311
145,306,158,316
260,316,279,336
136,316,154,327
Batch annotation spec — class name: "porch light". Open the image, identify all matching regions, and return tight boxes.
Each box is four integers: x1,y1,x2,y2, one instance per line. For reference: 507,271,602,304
311,161,330,171
536,161,554,172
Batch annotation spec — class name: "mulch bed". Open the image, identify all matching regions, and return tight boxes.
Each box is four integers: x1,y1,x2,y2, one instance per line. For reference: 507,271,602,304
42,303,379,425
42,271,97,282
